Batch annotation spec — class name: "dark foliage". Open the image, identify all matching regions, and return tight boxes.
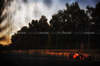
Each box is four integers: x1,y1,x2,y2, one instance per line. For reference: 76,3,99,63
8,2,100,50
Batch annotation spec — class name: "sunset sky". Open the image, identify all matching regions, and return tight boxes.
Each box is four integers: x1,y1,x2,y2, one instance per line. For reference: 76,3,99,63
0,0,100,46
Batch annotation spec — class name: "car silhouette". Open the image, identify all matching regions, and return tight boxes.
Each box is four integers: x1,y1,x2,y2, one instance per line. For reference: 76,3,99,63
69,53,92,60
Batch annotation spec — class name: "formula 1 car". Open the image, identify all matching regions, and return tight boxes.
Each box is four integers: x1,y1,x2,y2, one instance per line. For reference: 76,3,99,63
69,53,92,60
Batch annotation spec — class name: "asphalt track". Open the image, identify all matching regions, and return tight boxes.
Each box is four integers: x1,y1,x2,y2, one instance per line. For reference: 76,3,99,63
0,53,100,66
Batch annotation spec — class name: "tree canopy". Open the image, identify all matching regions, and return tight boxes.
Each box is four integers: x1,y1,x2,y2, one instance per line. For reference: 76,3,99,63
10,2,100,50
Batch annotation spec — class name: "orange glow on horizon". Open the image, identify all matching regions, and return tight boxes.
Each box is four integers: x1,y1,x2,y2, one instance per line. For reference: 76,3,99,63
0,36,12,46
0,33,12,46
0,41,11,46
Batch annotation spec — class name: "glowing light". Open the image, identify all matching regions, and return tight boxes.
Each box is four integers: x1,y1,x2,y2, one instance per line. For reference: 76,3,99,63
83,58,84,60
59,53,62,56
73,53,79,59
0,41,11,46
75,53,79,56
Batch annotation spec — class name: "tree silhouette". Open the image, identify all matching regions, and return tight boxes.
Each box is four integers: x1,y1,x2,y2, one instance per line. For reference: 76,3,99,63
49,2,89,49
87,2,100,49
64,2,89,49
38,16,49,49
39,15,49,32
11,16,49,49
10,2,100,50
64,2,89,31
87,2,100,32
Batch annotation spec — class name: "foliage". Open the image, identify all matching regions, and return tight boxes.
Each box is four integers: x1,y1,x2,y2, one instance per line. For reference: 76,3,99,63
10,2,100,50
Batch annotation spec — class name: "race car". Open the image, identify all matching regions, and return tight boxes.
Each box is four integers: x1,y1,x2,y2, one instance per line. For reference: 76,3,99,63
69,53,92,60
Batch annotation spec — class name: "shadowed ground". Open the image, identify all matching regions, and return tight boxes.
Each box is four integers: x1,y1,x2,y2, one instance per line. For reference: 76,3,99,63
0,50,100,66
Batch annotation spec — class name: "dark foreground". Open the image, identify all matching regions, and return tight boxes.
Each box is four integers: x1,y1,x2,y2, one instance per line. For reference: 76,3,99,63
0,51,100,66
1,57,100,66
0,56,100,66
